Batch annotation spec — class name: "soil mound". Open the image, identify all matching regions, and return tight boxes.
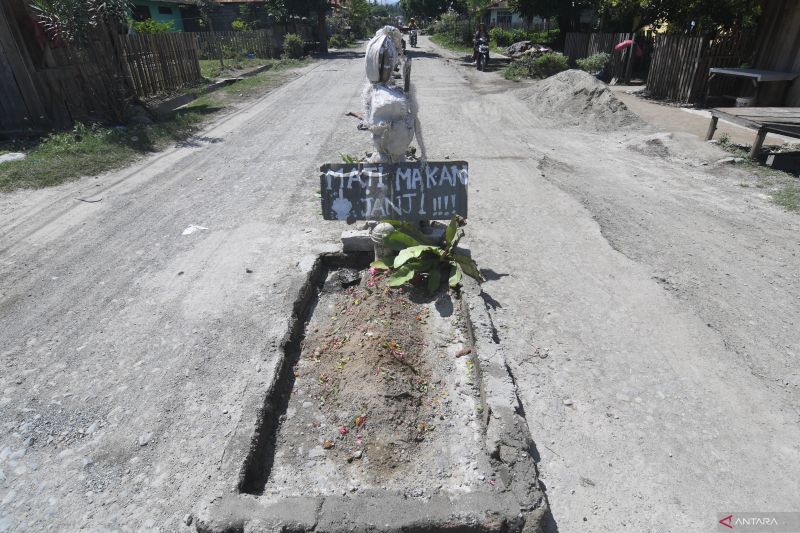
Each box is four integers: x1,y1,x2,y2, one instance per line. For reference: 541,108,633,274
263,268,485,497
516,69,642,130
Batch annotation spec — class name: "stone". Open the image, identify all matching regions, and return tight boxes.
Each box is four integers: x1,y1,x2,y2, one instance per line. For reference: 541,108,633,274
337,268,362,287
184,513,193,526
0,153,26,165
138,433,153,446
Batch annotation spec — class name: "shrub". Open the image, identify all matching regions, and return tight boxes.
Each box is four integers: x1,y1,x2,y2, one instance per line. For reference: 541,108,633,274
504,51,569,80
329,34,349,48
231,19,251,32
490,27,560,48
283,33,304,59
489,27,512,47
576,52,610,73
528,52,569,77
530,28,560,45
510,28,528,44
132,19,173,34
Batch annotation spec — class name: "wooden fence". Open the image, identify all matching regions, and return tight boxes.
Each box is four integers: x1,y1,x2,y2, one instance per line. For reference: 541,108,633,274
194,24,315,60
122,33,204,99
195,29,275,60
645,32,756,103
1,0,136,135
563,32,653,83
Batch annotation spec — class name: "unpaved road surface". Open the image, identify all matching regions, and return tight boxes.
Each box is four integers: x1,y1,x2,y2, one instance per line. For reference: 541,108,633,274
1,38,799,532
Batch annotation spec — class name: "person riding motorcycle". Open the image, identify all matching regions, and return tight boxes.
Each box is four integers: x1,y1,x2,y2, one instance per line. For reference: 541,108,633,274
473,22,488,62
408,18,418,47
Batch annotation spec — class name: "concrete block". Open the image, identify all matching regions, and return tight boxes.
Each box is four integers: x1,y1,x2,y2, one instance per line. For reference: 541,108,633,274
341,230,374,252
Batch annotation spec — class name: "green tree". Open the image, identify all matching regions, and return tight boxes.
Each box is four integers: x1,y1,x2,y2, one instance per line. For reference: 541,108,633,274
31,0,130,42
400,0,467,19
509,0,598,34
509,0,761,33
271,0,328,53
349,0,371,36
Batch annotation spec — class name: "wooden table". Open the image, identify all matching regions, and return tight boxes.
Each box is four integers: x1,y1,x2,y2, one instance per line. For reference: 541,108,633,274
706,68,798,106
705,107,800,158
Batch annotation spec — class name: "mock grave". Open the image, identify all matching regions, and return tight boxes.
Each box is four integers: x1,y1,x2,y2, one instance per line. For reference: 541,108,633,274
196,27,548,533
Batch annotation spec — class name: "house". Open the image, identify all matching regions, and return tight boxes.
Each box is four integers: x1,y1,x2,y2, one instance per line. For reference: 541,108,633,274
130,0,270,33
485,1,527,30
484,0,595,31
130,0,187,31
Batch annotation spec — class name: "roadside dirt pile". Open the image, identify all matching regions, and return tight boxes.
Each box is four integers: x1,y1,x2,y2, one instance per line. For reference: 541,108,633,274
517,69,642,130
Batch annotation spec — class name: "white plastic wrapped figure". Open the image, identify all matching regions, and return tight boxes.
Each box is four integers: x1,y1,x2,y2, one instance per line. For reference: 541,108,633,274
363,26,417,163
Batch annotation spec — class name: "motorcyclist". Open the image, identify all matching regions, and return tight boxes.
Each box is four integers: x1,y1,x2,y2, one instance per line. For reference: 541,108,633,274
473,22,488,62
408,18,418,47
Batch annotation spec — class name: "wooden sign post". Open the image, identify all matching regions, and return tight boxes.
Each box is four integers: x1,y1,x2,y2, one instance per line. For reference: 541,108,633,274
320,161,468,222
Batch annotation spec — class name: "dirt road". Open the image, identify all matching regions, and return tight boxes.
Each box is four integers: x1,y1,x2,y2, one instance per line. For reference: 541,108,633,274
1,39,799,532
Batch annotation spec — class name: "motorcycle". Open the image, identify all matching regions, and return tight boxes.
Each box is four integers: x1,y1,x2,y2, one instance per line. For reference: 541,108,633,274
475,37,489,71
410,29,418,47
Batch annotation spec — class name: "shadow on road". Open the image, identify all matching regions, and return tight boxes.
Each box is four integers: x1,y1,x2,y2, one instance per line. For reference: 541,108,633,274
405,48,444,60
455,56,512,74
318,50,363,60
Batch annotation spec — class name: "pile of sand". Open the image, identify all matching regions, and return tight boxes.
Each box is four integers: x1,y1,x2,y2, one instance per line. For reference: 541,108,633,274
516,69,642,130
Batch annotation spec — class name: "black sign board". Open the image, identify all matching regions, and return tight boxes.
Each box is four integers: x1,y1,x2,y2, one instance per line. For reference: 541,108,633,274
320,161,468,221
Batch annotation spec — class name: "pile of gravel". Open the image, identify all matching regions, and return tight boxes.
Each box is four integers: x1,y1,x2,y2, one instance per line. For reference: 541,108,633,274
516,69,642,130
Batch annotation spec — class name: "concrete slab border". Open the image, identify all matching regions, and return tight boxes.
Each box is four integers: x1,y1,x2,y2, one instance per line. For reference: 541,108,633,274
195,252,550,532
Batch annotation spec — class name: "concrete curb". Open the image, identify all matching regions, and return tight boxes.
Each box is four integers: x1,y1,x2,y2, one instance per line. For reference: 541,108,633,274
155,63,276,115
195,252,549,532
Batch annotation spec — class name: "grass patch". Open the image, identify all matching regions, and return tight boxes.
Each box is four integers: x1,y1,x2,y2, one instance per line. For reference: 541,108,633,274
200,57,272,79
717,134,800,213
205,58,310,99
429,33,472,55
771,185,800,211
503,62,526,81
0,58,312,192
717,136,794,178
0,109,216,192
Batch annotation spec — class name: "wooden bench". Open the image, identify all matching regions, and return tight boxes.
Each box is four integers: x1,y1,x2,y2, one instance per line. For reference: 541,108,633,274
706,68,798,106
705,107,800,158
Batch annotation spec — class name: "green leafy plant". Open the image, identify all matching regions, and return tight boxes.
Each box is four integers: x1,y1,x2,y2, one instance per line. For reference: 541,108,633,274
329,34,350,48
283,33,305,59
231,18,251,32
489,27,512,47
31,0,131,42
132,18,173,34
576,52,610,73
374,216,485,293
339,152,359,164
